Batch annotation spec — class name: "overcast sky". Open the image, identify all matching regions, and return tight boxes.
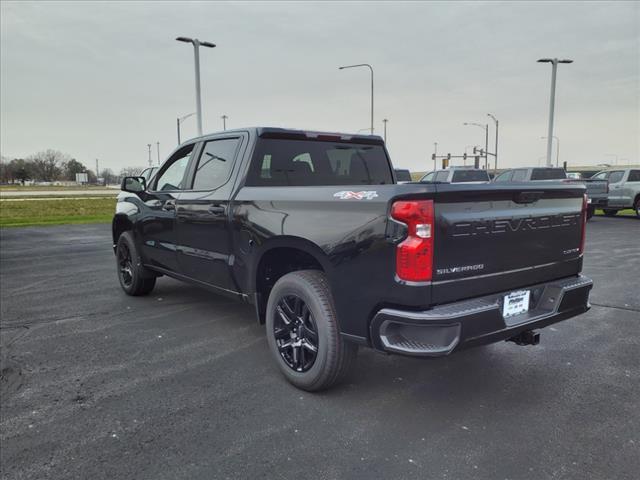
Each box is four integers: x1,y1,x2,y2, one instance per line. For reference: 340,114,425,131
1,1,638,173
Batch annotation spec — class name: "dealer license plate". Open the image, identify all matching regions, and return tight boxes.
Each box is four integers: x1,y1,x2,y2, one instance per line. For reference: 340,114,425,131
503,290,530,318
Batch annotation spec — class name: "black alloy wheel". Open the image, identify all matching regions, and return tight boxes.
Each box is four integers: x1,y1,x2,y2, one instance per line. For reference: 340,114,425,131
273,295,319,372
118,242,134,288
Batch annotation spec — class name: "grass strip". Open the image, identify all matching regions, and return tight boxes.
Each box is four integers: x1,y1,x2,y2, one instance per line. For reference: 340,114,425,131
0,197,116,227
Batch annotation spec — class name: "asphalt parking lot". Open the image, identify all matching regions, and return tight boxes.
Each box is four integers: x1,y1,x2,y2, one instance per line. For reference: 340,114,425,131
1,215,638,480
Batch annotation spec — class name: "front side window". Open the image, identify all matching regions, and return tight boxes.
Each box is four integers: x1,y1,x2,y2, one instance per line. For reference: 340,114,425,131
494,171,513,182
420,172,435,182
154,145,194,191
434,171,450,182
511,170,527,181
246,139,393,186
192,138,240,190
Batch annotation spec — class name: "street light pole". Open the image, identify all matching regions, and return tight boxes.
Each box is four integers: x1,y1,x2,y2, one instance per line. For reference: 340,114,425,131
177,112,196,145
176,37,216,136
147,144,152,167
541,136,560,166
383,118,388,142
538,57,573,167
221,114,228,131
338,63,374,134
487,113,499,171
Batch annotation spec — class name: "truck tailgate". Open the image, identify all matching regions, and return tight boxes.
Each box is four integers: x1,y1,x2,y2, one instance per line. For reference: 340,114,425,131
431,183,586,304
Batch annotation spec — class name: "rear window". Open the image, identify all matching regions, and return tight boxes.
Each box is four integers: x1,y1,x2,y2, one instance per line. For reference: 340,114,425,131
246,139,393,186
531,168,566,180
394,169,412,182
451,170,490,182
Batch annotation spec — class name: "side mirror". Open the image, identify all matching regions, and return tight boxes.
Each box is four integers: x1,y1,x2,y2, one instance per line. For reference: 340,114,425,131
121,176,146,193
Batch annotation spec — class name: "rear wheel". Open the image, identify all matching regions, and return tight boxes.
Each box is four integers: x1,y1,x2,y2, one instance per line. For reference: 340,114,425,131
116,231,156,296
266,270,357,391
603,209,619,217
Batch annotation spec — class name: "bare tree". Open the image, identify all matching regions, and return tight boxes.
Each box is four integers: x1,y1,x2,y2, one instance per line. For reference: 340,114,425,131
29,150,69,181
119,166,146,177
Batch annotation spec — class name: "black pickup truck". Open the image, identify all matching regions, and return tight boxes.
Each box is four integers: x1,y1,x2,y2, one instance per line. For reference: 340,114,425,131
113,127,593,391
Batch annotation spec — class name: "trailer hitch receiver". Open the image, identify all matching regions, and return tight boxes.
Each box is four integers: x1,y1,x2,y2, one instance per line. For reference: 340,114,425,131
506,330,540,346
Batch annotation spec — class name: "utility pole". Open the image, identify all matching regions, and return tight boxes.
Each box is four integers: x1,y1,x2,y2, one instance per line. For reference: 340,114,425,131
176,37,216,136
156,142,160,165
147,144,152,167
95,159,99,181
221,114,228,131
538,57,573,166
338,63,374,134
433,142,438,171
487,113,499,171
383,118,388,142
464,122,489,169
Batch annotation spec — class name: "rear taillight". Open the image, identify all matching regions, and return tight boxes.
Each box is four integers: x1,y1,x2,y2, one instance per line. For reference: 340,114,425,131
390,200,434,282
579,193,588,254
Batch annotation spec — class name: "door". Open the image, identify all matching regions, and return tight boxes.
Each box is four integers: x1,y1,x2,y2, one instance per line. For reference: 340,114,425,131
139,144,195,272
621,170,640,208
176,136,244,292
605,170,626,207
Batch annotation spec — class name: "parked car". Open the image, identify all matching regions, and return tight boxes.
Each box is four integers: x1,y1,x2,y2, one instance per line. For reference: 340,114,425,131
591,168,640,217
420,168,490,183
394,168,412,183
494,167,608,219
114,127,592,391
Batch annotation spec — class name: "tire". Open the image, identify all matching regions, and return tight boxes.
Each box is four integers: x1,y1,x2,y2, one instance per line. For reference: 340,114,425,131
265,270,358,391
634,198,640,218
586,205,595,220
116,231,156,296
603,209,619,217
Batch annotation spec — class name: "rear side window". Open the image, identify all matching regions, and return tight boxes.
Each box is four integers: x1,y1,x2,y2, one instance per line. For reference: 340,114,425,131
531,168,566,180
420,172,435,182
246,139,393,186
434,171,450,182
192,138,240,190
607,170,625,184
451,170,490,182
627,170,640,182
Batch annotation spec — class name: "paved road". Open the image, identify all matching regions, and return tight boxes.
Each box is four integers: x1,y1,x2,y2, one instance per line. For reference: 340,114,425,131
1,216,638,480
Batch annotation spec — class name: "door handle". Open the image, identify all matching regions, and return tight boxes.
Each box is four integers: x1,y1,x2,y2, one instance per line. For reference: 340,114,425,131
208,205,226,215
162,200,176,211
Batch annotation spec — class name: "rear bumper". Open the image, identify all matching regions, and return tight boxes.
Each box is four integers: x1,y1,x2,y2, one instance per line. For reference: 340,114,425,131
370,275,593,357
587,195,608,207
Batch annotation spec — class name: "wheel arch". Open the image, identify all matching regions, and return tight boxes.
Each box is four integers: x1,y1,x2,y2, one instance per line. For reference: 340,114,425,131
251,236,331,324
112,214,133,251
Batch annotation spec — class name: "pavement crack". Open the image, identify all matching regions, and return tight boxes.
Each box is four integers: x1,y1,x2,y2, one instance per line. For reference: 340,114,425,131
591,302,640,313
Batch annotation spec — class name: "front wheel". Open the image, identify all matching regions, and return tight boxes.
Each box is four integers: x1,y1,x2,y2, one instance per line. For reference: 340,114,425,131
116,231,156,296
587,205,595,220
634,198,640,218
266,270,357,391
